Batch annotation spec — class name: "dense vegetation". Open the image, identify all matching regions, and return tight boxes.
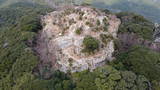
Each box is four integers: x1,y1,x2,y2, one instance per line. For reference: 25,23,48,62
82,36,99,54
115,46,160,81
110,46,160,90
116,12,154,40
0,1,160,90
113,12,160,89
72,65,150,90
0,2,53,90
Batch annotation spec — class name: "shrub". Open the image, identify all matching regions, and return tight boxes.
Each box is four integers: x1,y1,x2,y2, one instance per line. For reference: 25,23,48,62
82,36,99,54
96,20,100,26
103,21,109,32
93,27,99,32
85,21,90,25
85,21,93,27
75,27,83,35
79,15,83,20
69,19,76,25
68,58,73,67
103,26,108,32
79,11,84,16
103,18,107,23
102,9,111,14
100,34,113,45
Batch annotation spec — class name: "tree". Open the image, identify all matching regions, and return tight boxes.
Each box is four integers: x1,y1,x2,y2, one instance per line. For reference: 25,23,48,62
94,66,149,90
95,66,121,90
72,70,97,90
121,46,160,81
82,36,99,54
112,46,160,90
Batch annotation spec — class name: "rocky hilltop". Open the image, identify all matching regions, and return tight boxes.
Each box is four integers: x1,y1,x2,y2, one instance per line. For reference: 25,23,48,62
36,6,120,72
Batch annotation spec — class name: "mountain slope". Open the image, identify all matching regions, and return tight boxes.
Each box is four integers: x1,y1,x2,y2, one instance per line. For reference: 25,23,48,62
84,0,160,23
0,0,46,8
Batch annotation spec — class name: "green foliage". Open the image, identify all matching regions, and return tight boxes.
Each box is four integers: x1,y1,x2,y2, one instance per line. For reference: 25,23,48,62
95,66,121,90
82,36,99,54
96,20,100,26
19,71,75,90
72,70,97,90
116,12,150,23
102,18,109,32
118,46,160,81
103,18,108,23
119,23,153,40
72,65,149,90
117,12,154,40
152,81,160,90
75,27,83,35
102,9,111,14
79,15,83,20
85,21,93,27
103,25,108,32
100,34,113,45
0,1,158,90
111,46,160,90
95,66,149,90
19,15,42,32
0,2,52,90
112,12,160,90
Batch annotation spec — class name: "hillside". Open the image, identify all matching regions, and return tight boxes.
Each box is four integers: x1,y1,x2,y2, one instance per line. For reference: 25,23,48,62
84,0,160,8
0,1,160,90
84,0,160,23
0,0,46,8
0,0,160,22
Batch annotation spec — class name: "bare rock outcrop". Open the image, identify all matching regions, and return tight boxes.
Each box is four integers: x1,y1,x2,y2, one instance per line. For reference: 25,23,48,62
36,6,120,72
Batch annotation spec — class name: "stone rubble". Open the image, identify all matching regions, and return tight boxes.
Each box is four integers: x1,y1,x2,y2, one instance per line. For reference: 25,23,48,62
40,6,121,72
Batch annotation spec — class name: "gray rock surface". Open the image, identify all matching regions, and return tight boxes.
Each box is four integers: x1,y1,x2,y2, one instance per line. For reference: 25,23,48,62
38,6,120,72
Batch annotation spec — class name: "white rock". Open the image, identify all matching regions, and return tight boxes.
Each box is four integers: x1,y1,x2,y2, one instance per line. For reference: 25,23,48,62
40,6,121,72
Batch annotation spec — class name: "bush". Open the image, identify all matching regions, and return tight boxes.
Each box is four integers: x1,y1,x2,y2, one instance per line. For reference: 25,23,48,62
103,22,109,32
79,15,83,20
100,34,113,45
82,36,99,54
96,20,100,26
75,27,83,35
85,21,93,27
103,18,107,23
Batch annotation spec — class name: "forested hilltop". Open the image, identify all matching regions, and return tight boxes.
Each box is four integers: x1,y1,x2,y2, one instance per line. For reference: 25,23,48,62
0,1,160,90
